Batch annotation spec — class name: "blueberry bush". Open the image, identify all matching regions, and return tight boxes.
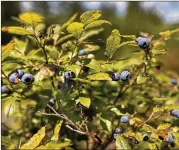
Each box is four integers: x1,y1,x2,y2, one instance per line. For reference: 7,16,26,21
1,10,179,150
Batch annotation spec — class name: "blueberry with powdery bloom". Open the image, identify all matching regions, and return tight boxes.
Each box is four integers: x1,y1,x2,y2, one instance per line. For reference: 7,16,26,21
136,37,150,49
171,79,177,85
120,71,131,82
78,49,86,56
21,73,34,85
142,134,149,141
1,85,11,94
64,71,76,81
9,72,19,84
120,116,129,123
167,133,174,144
171,109,179,118
111,72,120,81
16,69,24,79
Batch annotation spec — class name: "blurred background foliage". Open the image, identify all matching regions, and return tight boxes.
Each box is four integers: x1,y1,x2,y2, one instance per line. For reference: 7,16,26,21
2,1,179,73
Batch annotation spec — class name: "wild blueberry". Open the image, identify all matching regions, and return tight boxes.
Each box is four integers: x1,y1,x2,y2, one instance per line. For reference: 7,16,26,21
1,85,10,93
114,128,122,134
120,116,129,123
21,73,34,85
82,66,89,72
64,71,76,81
111,72,120,81
9,72,19,84
167,133,174,144
45,98,56,113
136,37,150,49
171,79,177,85
142,134,149,141
133,138,139,144
49,98,55,106
171,109,179,118
78,49,86,56
64,80,76,89
16,69,24,79
120,71,130,82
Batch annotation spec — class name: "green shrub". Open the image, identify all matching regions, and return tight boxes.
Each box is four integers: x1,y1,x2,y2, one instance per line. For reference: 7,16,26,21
1,10,179,150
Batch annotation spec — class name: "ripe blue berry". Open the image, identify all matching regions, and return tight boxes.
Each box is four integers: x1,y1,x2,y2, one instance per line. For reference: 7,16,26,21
64,80,76,89
78,49,86,56
133,138,139,144
1,85,10,93
120,71,130,82
171,79,177,85
171,109,179,118
114,128,122,134
64,71,76,81
21,73,34,85
167,133,174,144
49,98,55,105
9,73,19,84
142,134,149,141
136,37,150,49
16,69,24,79
111,72,120,81
120,116,129,123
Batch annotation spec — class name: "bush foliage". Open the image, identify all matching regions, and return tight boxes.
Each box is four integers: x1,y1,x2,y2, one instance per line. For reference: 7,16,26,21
1,10,179,150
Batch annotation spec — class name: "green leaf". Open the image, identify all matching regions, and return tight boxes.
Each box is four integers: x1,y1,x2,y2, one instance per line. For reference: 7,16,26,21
116,135,132,150
3,99,20,117
136,74,148,84
51,120,63,141
149,143,158,150
86,59,103,72
105,29,121,58
159,28,179,40
87,72,111,81
67,22,84,38
119,35,136,40
80,10,101,25
152,49,167,56
2,136,16,147
97,114,112,133
66,64,82,77
141,124,156,133
20,126,46,149
74,78,93,85
76,97,91,108
157,123,171,131
2,26,33,35
84,20,111,30
61,13,78,30
153,106,165,112
35,142,70,150
110,107,125,116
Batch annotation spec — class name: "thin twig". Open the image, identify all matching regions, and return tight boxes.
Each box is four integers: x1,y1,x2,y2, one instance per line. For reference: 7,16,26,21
65,125,86,135
138,111,155,127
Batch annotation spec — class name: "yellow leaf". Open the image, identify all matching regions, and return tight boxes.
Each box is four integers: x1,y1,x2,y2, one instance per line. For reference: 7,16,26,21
19,12,44,24
51,120,63,141
20,126,46,149
2,40,15,56
80,10,101,25
2,26,33,35
84,20,111,30
136,74,148,84
35,142,70,150
87,72,111,81
86,59,103,72
67,22,84,38
76,97,91,108
157,123,171,131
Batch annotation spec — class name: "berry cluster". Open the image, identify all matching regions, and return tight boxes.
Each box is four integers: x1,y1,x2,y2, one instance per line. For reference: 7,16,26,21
111,71,131,82
1,69,34,94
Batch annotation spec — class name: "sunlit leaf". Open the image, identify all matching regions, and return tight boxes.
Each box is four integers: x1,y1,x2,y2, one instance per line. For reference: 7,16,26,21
97,114,112,133
2,26,33,35
67,22,84,38
20,126,46,149
84,20,111,30
86,59,103,72
3,99,20,117
149,143,158,150
35,141,70,150
136,74,148,84
152,49,167,56
2,136,16,148
87,72,111,81
19,12,44,24
80,10,101,25
157,123,171,131
51,120,63,141
61,13,78,30
116,135,132,150
76,97,91,108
